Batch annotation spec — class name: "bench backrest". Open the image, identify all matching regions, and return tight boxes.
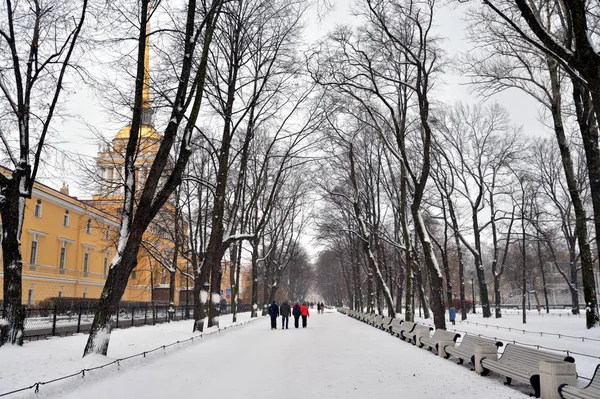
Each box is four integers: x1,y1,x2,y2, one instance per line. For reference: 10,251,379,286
400,321,417,332
498,344,575,370
588,364,600,390
381,316,393,326
373,315,385,324
430,329,461,342
388,318,403,329
456,335,503,352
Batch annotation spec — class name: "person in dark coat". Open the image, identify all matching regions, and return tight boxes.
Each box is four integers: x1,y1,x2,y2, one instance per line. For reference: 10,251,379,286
280,301,291,329
292,302,301,328
449,307,456,325
300,303,310,328
268,301,279,330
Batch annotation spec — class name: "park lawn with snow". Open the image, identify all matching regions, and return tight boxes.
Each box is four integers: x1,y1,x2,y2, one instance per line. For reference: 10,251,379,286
0,309,597,399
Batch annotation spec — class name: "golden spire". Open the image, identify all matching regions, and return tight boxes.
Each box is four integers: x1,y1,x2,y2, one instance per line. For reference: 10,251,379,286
142,4,151,110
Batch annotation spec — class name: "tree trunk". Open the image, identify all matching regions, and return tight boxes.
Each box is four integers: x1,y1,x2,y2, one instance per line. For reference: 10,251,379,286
536,239,549,313
571,80,600,328
413,209,444,327
0,184,27,346
84,237,142,355
472,212,491,318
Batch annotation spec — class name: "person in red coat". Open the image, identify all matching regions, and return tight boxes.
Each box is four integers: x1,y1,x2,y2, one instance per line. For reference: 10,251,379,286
300,303,310,328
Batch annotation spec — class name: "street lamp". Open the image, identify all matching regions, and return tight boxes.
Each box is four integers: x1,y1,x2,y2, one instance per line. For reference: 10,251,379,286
471,276,476,314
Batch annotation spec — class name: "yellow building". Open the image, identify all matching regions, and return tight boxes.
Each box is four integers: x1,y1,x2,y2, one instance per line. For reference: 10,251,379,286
0,170,145,304
0,30,248,308
0,32,181,305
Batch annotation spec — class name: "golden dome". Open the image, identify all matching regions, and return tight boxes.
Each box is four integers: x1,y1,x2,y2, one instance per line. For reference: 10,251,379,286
115,124,160,140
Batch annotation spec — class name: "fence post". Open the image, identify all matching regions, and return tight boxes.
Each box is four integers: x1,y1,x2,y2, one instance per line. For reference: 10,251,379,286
144,303,148,325
165,306,168,323
116,307,120,328
131,307,135,327
77,307,82,333
51,305,58,336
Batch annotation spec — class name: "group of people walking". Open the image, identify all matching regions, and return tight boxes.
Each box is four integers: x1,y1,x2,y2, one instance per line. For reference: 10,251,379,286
268,301,311,329
316,302,325,314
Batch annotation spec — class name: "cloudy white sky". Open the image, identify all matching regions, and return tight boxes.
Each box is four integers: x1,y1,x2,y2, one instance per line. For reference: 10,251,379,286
49,0,542,199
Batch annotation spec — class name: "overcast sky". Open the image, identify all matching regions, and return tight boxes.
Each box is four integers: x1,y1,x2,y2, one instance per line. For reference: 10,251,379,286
49,0,543,199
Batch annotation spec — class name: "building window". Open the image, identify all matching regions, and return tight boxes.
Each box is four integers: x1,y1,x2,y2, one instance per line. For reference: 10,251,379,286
27,289,33,305
63,210,70,227
83,288,87,299
59,241,67,273
29,234,38,266
34,199,42,218
83,247,90,277
105,227,110,240
103,252,109,278
86,219,92,234
58,288,63,298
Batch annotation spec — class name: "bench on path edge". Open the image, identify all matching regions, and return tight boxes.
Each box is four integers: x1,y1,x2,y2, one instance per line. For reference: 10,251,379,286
419,329,461,357
445,334,503,366
387,318,403,334
480,343,575,398
371,315,385,327
559,364,600,399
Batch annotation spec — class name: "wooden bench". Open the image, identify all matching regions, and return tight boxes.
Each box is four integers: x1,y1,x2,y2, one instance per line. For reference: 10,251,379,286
419,329,461,356
480,344,575,398
371,315,385,327
396,321,418,340
388,318,403,335
446,334,503,365
559,364,600,399
379,316,393,330
409,325,434,346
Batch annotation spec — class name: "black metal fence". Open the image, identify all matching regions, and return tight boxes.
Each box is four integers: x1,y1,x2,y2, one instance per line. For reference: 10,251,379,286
22,303,242,340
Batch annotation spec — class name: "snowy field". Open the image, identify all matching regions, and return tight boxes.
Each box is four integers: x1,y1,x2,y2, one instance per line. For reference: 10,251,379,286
0,309,598,398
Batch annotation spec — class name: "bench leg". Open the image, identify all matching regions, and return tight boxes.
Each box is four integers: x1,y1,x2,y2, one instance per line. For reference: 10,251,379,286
479,359,489,376
457,359,463,365
530,375,540,398
504,377,512,386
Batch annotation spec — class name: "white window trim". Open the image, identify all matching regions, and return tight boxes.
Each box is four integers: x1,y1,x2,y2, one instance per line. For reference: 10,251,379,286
83,247,90,276
63,210,70,227
30,234,38,265
34,200,42,218
27,229,48,237
59,241,68,271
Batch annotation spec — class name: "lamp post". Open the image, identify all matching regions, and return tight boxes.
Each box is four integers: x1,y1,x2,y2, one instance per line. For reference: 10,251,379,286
471,277,476,314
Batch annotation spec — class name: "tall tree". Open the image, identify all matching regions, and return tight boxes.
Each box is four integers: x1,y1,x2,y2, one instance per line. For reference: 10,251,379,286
0,0,88,346
83,0,226,356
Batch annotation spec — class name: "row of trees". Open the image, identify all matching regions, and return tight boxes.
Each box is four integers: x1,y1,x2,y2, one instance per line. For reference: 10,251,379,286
0,0,324,354
310,0,600,329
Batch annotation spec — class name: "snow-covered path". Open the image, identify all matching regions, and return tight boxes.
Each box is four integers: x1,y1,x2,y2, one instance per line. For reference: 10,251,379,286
53,311,523,399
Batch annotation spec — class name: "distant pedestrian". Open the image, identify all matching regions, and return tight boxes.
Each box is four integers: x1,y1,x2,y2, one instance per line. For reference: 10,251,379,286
449,307,456,325
292,302,301,328
280,301,291,329
321,303,325,313
300,302,310,328
269,301,279,330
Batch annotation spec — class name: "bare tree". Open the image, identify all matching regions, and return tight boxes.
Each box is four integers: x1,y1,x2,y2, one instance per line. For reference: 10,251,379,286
83,0,226,356
479,0,600,328
0,0,88,346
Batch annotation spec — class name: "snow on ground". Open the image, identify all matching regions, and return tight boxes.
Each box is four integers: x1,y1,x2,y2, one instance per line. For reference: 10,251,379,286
1,308,598,399
0,312,258,398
